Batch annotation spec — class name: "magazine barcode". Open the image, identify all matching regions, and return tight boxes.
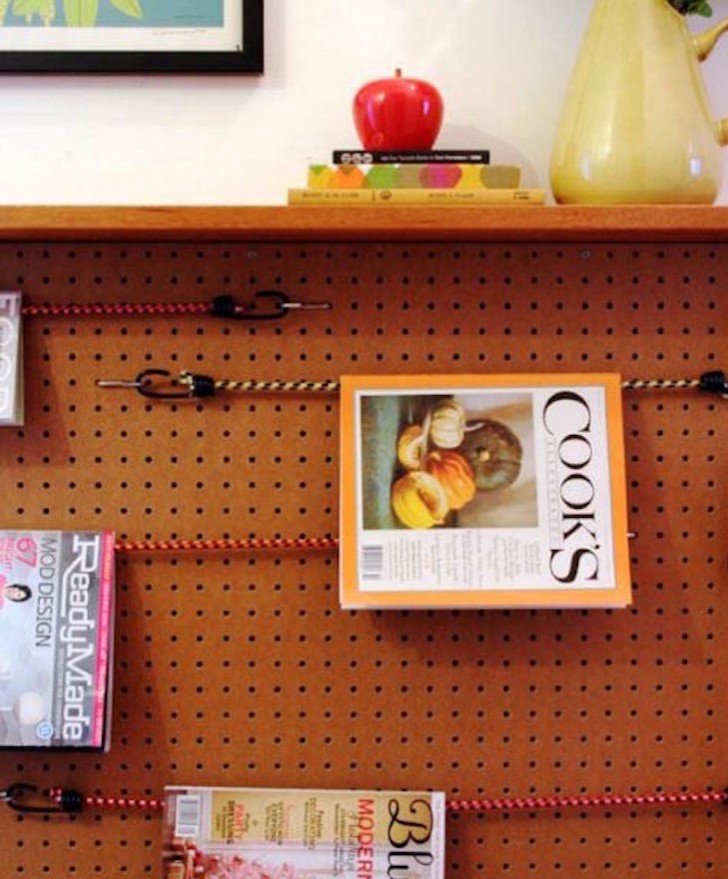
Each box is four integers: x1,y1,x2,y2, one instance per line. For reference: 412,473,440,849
361,545,384,580
174,795,202,839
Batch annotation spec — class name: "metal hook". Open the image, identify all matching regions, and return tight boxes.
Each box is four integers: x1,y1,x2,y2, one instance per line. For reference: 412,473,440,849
96,369,194,400
212,291,331,321
249,290,294,320
2,783,63,814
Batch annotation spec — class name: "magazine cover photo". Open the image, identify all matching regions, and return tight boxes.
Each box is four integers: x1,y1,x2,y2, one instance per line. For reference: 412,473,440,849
360,391,537,532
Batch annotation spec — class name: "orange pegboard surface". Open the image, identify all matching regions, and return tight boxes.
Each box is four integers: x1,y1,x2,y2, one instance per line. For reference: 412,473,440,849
0,239,724,878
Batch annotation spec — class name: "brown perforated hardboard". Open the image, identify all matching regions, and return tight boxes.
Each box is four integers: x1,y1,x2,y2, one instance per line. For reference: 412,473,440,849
0,239,724,877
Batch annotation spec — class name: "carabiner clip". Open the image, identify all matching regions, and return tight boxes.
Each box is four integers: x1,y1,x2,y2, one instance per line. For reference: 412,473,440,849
211,291,331,321
2,783,64,814
96,369,194,400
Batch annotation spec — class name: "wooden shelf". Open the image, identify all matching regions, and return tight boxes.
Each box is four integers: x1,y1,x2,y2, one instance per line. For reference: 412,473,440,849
1,204,728,241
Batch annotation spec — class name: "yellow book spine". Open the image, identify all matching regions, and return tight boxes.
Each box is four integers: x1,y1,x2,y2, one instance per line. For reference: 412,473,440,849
288,189,374,204
288,187,545,205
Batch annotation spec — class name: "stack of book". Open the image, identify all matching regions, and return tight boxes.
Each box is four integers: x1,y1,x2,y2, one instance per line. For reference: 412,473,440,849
288,149,545,205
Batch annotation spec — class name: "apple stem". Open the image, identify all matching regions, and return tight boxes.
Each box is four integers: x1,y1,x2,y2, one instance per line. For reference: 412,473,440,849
395,67,402,77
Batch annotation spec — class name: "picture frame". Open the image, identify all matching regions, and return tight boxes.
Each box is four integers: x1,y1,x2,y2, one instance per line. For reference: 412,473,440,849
0,0,263,74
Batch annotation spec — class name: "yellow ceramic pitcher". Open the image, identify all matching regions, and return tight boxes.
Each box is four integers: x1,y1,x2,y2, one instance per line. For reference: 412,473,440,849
550,0,728,204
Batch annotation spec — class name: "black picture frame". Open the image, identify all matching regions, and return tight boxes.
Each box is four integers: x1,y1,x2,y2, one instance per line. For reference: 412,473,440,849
0,0,263,74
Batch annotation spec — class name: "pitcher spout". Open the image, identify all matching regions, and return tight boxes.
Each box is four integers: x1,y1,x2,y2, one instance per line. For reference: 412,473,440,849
692,16,728,147
720,119,728,147
692,16,728,60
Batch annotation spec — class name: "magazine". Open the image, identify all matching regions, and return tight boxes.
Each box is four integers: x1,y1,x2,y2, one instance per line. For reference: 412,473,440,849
339,374,630,608
163,786,445,879
0,291,23,427
0,530,115,749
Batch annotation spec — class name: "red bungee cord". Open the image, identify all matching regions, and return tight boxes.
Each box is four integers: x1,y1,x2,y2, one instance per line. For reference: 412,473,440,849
22,301,214,318
1,783,725,817
19,291,330,321
113,536,339,554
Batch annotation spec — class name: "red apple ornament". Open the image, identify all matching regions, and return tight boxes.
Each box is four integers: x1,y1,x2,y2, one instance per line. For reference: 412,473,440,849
353,68,443,151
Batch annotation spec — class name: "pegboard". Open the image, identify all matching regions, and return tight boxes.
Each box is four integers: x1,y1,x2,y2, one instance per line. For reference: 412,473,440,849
0,236,724,878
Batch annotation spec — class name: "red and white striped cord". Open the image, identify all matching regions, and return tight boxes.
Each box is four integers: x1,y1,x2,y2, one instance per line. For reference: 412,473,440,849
113,536,339,554
18,292,329,321
48,787,165,812
21,301,213,318
445,789,727,813
39,786,726,816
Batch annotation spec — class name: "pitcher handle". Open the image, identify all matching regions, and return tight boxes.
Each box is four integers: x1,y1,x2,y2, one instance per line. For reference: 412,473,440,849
692,17,728,145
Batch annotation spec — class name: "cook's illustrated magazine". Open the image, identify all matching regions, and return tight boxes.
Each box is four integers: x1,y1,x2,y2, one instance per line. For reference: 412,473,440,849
163,786,445,879
340,374,630,608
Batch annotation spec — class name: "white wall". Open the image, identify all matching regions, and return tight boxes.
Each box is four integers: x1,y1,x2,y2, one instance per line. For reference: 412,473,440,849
1,0,727,205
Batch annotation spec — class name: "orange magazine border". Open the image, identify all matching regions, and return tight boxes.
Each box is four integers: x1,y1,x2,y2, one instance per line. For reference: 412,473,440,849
339,373,631,609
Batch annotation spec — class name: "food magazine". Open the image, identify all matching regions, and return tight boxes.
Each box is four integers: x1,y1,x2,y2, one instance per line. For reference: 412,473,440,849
340,374,630,608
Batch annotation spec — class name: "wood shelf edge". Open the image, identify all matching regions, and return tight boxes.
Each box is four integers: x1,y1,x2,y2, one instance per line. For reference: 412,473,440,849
1,204,728,241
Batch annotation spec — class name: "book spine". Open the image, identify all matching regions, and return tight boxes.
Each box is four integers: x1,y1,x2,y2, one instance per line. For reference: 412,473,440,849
93,530,116,750
332,149,490,164
307,164,520,190
289,189,375,204
288,188,545,205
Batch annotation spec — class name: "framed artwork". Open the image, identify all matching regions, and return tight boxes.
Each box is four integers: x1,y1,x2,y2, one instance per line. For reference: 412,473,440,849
0,0,263,73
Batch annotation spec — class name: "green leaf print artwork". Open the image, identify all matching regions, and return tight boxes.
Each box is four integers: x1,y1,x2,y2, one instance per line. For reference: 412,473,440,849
63,0,99,26
4,0,55,25
0,0,142,24
108,0,141,18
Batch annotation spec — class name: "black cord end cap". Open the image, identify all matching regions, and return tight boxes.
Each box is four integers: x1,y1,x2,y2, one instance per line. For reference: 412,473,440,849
210,295,238,319
188,373,217,398
698,370,727,397
57,788,84,813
